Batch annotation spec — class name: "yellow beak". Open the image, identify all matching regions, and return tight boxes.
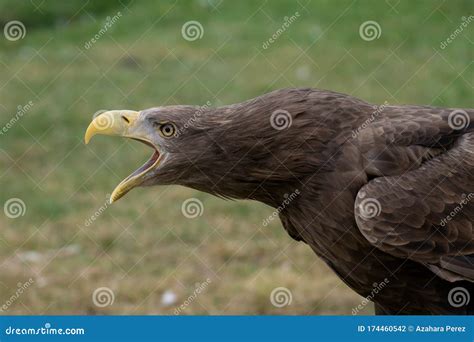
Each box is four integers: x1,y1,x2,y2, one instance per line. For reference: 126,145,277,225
85,110,161,203
84,110,140,144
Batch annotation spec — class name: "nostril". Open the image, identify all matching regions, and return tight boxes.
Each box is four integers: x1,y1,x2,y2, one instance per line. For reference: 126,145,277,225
121,115,130,124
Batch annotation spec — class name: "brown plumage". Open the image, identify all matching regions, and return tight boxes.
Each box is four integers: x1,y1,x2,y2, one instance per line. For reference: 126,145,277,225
86,88,474,314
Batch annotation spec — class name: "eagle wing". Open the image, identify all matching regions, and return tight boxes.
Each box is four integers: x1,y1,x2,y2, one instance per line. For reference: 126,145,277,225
354,106,474,282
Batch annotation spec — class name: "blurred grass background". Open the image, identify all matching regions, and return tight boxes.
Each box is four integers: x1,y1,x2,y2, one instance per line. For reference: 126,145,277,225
0,0,472,314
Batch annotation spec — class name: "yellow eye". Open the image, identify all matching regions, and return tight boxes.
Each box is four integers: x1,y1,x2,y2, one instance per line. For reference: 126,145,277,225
159,123,176,137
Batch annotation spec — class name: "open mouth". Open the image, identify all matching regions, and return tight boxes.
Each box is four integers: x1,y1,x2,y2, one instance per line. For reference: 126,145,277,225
126,138,161,180
111,138,162,202
84,110,162,203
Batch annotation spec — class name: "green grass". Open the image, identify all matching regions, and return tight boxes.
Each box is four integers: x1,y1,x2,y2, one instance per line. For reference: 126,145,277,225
0,0,472,314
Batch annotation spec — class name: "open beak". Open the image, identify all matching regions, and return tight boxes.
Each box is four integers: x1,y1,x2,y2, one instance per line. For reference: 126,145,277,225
85,110,161,203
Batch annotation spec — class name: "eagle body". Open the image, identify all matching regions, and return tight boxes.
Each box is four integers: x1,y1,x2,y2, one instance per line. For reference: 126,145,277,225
86,88,474,314
265,89,474,314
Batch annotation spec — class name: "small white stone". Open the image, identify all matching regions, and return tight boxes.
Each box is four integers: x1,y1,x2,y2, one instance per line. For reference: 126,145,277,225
17,251,43,263
161,290,177,306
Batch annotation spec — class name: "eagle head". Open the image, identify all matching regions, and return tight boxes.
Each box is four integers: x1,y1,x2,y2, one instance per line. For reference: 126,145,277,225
85,93,331,205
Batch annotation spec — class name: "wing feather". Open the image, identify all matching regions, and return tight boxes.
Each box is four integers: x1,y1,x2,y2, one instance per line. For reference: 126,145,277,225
354,107,474,282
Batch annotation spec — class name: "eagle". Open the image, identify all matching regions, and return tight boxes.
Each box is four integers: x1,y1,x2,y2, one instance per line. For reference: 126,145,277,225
85,88,474,315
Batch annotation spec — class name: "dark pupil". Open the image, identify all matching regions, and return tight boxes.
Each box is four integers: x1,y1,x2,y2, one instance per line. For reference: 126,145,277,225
163,125,172,135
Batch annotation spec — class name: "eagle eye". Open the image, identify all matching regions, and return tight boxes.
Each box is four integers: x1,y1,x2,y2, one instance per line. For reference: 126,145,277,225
159,123,176,137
